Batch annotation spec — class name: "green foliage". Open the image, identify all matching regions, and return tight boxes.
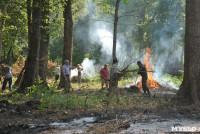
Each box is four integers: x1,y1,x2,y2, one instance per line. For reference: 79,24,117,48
37,88,108,110
49,37,63,62
21,78,103,110
49,0,88,63
0,0,186,109
161,73,183,87
0,0,28,63
72,0,87,23
72,46,85,65
1,76,172,112
95,0,114,15
11,93,23,101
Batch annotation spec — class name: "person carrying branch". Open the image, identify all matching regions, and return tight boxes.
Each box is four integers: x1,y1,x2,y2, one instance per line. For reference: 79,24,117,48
62,60,76,93
137,61,151,96
108,59,124,101
100,64,110,89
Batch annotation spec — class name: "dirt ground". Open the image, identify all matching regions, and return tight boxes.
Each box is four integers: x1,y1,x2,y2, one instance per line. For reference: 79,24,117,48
0,86,200,134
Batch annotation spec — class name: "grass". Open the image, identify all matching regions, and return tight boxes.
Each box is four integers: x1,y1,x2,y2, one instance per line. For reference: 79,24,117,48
157,73,183,88
0,74,178,111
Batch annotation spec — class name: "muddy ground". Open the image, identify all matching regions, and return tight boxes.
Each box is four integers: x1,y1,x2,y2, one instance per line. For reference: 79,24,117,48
0,87,200,134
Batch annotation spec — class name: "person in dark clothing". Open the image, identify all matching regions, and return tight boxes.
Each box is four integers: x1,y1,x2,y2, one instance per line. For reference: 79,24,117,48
137,61,151,96
0,63,13,91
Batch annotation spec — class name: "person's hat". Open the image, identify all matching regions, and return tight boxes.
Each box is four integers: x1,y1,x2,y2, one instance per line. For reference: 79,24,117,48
104,64,108,66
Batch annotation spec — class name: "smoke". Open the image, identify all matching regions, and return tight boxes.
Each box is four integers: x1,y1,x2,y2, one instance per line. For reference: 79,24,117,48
153,33,183,89
96,29,113,55
72,0,184,89
71,58,97,78
81,58,97,78
71,69,77,78
73,1,133,78
73,27,122,78
151,1,185,88
90,28,123,64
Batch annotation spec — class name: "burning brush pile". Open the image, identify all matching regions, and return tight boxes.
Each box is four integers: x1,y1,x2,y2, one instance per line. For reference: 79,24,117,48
126,47,173,93
137,47,160,91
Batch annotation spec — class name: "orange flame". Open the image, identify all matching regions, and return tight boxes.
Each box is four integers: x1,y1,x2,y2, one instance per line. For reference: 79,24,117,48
137,46,159,90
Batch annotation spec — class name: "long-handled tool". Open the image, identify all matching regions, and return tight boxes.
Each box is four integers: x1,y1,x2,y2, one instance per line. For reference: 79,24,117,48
119,49,152,71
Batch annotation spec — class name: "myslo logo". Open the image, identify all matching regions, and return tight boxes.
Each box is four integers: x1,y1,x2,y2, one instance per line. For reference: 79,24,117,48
171,126,197,132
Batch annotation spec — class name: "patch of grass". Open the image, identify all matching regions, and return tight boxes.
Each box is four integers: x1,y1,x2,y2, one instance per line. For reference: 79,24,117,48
118,77,133,87
159,73,183,87
0,76,172,112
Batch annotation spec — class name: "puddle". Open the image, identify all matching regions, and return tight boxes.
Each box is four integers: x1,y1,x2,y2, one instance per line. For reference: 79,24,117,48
28,117,97,133
27,115,200,133
50,117,96,127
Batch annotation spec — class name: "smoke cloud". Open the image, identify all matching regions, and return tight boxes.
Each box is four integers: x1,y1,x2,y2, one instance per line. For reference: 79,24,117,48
73,0,184,89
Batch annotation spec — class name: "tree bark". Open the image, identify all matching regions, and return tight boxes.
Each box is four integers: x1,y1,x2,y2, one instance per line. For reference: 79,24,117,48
15,0,32,87
180,44,184,68
176,0,200,104
14,67,25,86
27,0,32,52
39,0,49,86
59,0,73,88
0,14,6,61
63,0,73,65
19,0,41,91
112,0,120,61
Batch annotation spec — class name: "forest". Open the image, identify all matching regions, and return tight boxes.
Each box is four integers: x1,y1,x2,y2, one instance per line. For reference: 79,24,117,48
0,0,200,133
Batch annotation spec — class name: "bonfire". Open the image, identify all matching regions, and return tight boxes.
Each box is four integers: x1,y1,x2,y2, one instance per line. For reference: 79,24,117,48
136,47,160,90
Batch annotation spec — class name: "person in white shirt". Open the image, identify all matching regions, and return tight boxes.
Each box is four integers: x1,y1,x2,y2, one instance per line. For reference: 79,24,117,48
62,60,76,93
55,65,60,83
77,64,83,84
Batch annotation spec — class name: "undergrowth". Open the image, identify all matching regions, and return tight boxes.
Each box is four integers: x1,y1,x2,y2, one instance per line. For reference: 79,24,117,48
0,75,175,111
158,73,183,88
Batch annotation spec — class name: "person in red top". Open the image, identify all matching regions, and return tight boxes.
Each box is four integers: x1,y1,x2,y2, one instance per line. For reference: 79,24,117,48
100,64,110,89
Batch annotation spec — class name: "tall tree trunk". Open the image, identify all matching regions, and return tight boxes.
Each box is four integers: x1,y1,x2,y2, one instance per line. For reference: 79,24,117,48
59,0,73,88
180,44,184,69
19,0,41,91
39,0,49,86
14,67,25,86
63,0,73,65
176,0,200,104
15,0,32,87
27,0,32,52
112,0,120,61
0,15,6,61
